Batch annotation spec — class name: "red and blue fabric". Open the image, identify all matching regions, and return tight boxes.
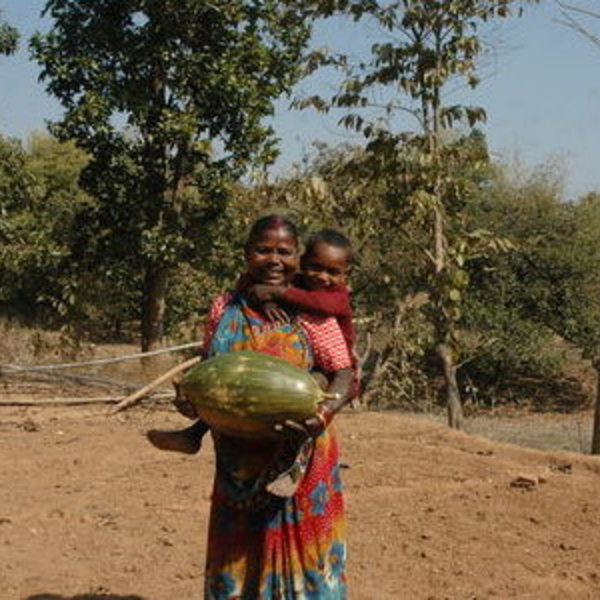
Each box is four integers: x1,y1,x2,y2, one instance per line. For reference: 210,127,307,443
203,294,348,599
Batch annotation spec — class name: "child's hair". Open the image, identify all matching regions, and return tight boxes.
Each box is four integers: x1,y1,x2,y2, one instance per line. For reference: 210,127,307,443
305,228,353,261
245,214,299,252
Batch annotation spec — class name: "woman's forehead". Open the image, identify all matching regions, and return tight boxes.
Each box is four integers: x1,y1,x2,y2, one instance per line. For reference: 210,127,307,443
251,225,298,246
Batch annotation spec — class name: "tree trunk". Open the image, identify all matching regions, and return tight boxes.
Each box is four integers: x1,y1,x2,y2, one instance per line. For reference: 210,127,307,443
437,342,463,430
591,357,600,454
141,265,168,352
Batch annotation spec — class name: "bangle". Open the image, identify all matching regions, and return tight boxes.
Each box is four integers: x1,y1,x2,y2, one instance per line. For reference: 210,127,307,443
315,411,328,429
317,404,334,427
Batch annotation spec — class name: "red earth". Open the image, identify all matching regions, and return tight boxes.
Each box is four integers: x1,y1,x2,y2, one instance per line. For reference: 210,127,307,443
2,399,600,600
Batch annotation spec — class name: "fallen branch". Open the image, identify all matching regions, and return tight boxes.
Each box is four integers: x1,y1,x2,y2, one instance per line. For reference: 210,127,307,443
111,356,201,413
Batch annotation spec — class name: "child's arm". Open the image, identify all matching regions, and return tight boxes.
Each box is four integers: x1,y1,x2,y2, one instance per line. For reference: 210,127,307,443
247,283,352,318
247,283,351,317
282,285,352,317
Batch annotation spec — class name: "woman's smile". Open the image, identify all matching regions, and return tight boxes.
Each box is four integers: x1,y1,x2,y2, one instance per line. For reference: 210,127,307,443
261,268,284,283
245,226,300,286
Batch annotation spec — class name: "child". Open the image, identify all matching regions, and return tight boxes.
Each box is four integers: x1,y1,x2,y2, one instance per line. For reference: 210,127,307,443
146,228,358,454
247,228,359,397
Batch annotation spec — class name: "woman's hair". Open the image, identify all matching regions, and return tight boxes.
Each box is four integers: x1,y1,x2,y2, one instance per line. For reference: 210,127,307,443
305,228,353,260
245,214,299,252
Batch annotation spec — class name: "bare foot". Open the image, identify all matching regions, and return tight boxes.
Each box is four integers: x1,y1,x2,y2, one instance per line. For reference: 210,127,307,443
146,429,202,454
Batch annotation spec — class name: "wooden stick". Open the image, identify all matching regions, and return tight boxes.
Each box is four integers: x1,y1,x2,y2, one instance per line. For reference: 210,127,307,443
0,392,173,407
2,369,141,392
111,356,201,414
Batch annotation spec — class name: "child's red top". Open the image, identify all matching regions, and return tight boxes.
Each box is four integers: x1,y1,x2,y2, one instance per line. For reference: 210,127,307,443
282,278,360,397
282,282,354,347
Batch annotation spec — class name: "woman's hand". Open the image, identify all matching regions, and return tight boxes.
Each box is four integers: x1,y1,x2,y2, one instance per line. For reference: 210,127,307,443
172,378,198,419
274,405,334,440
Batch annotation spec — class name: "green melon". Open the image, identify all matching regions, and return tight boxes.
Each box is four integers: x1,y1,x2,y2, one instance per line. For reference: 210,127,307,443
180,350,323,438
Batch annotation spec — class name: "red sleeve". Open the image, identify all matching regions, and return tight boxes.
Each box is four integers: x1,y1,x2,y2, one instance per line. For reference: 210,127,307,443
282,285,352,317
200,292,232,356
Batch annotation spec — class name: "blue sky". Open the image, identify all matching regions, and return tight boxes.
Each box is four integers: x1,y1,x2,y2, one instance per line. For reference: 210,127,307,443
1,1,599,200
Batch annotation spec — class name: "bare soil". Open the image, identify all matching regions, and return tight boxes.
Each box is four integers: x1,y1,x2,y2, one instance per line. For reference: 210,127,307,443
2,390,600,599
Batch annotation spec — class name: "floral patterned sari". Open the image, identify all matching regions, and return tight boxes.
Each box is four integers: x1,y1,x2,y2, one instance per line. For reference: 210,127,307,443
203,294,348,599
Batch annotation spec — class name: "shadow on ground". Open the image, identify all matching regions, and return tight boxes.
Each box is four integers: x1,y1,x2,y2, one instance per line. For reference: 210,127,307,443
26,594,146,600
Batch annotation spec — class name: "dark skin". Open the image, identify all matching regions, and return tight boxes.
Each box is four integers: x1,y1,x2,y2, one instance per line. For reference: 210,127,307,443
246,240,351,304
277,366,352,438
245,239,354,435
243,228,353,436
301,241,351,290
241,226,299,323
148,225,352,450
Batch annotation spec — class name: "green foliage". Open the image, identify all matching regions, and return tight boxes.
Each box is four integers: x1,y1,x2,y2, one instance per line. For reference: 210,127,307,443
0,134,91,322
2,0,597,419
296,0,538,424
301,1,537,131
462,299,562,397
459,163,598,407
31,0,312,348
0,136,31,212
0,10,19,56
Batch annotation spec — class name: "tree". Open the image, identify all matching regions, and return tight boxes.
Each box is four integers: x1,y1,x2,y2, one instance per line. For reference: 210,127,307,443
518,191,600,451
466,158,600,449
462,164,577,402
0,134,91,323
570,194,600,452
0,136,33,312
557,2,600,453
0,9,18,56
302,0,535,427
31,0,311,350
558,1,600,48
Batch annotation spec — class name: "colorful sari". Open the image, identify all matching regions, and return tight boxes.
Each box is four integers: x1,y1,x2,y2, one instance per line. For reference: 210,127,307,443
203,295,348,599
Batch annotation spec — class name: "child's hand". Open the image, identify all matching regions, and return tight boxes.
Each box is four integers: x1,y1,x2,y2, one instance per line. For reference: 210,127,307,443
248,284,284,303
263,301,290,324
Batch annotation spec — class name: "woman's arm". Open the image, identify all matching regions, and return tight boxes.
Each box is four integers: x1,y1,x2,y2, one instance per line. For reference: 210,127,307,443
320,367,353,415
279,367,352,438
279,314,354,438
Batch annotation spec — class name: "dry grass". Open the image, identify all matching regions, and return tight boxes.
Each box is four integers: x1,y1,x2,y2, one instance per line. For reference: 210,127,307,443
408,410,594,454
0,320,185,398
2,320,597,454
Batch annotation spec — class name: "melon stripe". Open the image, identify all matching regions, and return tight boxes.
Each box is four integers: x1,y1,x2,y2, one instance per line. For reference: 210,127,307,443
180,350,323,438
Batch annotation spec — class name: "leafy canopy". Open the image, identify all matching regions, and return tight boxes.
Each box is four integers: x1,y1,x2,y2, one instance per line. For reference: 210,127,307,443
30,0,311,347
0,10,19,56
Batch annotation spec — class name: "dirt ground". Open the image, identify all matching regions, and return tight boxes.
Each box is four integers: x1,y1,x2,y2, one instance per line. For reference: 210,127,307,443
2,391,600,600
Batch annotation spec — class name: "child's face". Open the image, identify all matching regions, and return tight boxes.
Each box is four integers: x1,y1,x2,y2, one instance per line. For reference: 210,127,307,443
245,226,299,286
301,241,350,290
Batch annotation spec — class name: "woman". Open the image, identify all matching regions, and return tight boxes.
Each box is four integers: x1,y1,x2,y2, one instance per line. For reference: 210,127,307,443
181,215,353,599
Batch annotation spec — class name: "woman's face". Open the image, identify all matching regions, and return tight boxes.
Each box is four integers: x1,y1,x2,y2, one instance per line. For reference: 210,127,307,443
245,226,299,286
